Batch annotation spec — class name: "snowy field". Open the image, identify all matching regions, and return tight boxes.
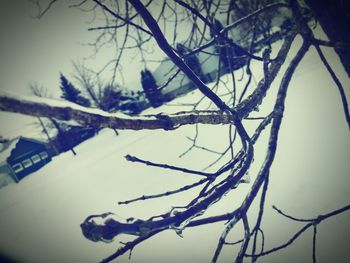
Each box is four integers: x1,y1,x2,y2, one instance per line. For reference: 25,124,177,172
0,37,350,263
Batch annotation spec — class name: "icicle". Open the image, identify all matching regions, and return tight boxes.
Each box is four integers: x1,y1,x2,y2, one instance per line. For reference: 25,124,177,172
241,172,251,184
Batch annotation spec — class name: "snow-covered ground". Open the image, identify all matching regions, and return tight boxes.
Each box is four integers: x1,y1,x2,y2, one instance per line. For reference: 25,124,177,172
0,36,350,263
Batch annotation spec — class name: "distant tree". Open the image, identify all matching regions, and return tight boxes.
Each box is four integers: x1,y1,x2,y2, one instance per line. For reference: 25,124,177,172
141,69,162,108
50,119,78,155
210,18,231,72
29,83,75,155
73,63,145,115
176,43,207,82
59,73,91,107
73,62,104,108
0,135,9,144
99,85,124,112
210,18,242,73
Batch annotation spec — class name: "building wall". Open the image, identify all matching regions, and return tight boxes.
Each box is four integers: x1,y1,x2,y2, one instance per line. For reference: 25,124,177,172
153,45,220,100
153,59,192,94
196,45,220,79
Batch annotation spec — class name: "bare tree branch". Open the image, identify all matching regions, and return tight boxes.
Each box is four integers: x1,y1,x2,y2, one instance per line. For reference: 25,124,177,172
30,0,58,18
6,1,350,262
212,34,310,263
314,44,350,130
92,0,153,36
248,204,350,258
118,178,208,205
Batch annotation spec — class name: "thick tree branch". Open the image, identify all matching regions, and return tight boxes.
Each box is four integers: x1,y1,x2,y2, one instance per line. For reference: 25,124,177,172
235,29,297,119
0,94,234,130
0,28,296,134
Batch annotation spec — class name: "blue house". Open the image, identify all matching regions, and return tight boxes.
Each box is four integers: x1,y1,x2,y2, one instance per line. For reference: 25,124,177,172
0,137,51,187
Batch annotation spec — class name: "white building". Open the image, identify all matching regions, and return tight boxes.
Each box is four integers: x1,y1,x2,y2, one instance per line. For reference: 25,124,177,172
153,45,220,102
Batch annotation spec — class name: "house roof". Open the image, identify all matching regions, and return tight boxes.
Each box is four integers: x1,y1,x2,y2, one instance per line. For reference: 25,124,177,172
0,138,19,164
0,137,47,164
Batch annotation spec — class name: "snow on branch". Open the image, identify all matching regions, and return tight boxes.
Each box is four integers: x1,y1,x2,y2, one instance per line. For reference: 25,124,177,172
0,91,232,130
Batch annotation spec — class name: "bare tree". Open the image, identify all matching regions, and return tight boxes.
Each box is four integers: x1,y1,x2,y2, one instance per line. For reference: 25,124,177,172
29,83,76,155
1,0,350,262
73,62,104,108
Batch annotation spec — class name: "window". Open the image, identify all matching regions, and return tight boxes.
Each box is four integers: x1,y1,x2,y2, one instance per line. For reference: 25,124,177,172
12,163,24,173
22,159,33,168
39,151,48,160
31,154,41,164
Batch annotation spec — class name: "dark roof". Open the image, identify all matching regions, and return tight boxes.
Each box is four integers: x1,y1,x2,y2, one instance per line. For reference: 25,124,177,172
0,137,47,164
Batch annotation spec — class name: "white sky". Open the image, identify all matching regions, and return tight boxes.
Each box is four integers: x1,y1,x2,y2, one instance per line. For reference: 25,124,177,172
0,1,93,138
0,1,164,139
1,1,90,97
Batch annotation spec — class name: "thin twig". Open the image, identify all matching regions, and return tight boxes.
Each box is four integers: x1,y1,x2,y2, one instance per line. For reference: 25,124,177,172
118,178,208,205
248,204,350,258
125,154,214,177
312,225,317,263
314,45,350,130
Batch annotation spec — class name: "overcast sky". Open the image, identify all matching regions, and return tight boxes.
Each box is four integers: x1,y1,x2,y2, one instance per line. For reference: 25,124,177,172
1,1,89,96
0,1,93,138
0,1,166,139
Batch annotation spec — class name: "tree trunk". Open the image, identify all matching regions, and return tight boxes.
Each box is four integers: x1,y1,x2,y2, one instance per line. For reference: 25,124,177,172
50,118,77,156
38,117,59,155
305,0,350,77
